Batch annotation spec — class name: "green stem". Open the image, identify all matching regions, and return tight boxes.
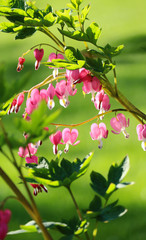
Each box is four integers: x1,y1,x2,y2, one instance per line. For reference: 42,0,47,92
50,108,139,128
92,71,146,124
0,122,53,240
0,167,34,216
0,167,53,240
67,186,90,240
113,68,118,96
40,27,65,52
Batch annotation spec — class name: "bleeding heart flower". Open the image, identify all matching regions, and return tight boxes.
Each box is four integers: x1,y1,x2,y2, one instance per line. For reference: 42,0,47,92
94,90,110,119
82,76,102,101
17,57,25,72
90,123,108,149
110,113,130,138
62,128,80,152
18,143,38,158
8,93,25,114
34,48,44,70
49,130,62,154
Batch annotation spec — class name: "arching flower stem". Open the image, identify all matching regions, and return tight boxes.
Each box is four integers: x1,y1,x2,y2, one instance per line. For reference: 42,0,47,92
50,108,141,128
22,43,64,58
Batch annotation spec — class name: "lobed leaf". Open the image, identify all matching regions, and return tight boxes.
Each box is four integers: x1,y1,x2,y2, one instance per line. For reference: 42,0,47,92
15,27,36,39
25,152,93,188
80,4,91,24
108,156,130,185
90,171,107,198
103,44,124,59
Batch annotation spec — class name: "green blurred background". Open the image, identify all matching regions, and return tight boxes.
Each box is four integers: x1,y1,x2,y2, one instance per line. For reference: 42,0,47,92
0,0,146,239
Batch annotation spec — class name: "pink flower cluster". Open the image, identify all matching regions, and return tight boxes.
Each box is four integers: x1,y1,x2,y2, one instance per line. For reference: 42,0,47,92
15,50,145,154
8,93,24,114
0,209,11,240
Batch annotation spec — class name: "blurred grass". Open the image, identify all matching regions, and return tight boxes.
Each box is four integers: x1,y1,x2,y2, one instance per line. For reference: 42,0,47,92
0,0,146,239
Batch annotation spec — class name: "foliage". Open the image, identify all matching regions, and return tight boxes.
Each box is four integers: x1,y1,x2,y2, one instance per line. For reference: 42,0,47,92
0,0,144,240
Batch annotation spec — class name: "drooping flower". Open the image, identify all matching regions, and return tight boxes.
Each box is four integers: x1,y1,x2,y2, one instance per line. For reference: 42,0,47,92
136,124,146,151
0,209,11,240
66,69,80,88
25,156,48,196
18,143,38,158
34,48,44,70
78,68,92,83
40,89,48,103
94,90,110,119
90,123,108,149
82,76,102,101
8,93,24,114
110,113,130,138
55,80,77,108
0,209,11,224
17,57,25,72
62,128,80,152
47,83,56,110
48,53,64,78
49,130,62,154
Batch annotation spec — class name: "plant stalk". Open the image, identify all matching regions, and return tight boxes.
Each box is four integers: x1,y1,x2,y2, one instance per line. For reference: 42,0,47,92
92,71,146,124
67,186,90,240
0,167,53,240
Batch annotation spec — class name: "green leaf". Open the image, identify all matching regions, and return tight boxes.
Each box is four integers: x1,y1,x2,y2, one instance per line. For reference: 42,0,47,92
80,4,91,24
24,17,41,26
108,156,130,186
58,29,89,42
116,182,134,189
0,0,25,9
15,27,36,39
0,6,27,16
86,22,101,45
65,46,84,62
8,220,70,235
0,21,16,32
86,57,115,74
59,22,101,45
43,12,56,27
98,205,127,222
90,171,107,198
25,152,93,188
43,59,85,70
70,0,83,10
26,8,35,18
103,44,124,58
43,4,53,15
88,195,102,212
56,9,75,28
